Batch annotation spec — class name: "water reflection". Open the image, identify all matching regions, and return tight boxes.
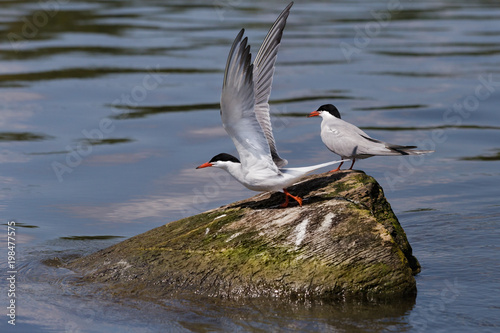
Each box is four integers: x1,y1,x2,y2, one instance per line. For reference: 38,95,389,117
0,0,499,331
78,137,134,145
111,102,220,119
0,131,53,141
460,148,500,161
1,221,39,228
59,235,125,240
110,91,357,119
0,67,219,84
354,104,428,111
15,240,417,332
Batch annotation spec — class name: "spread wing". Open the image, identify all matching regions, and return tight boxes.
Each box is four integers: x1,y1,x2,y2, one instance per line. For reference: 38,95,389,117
252,2,293,167
220,29,279,173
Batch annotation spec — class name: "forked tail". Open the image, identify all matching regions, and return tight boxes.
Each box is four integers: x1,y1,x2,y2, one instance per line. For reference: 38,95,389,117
281,159,350,176
395,148,434,155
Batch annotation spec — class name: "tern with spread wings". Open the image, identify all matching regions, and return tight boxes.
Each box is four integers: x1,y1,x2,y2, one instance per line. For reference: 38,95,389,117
196,2,346,207
308,104,434,172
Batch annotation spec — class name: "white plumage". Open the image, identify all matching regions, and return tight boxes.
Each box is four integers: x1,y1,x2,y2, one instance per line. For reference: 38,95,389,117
197,3,346,207
309,104,434,171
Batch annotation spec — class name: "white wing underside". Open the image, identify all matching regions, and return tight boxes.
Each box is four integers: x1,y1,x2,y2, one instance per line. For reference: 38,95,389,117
220,3,292,173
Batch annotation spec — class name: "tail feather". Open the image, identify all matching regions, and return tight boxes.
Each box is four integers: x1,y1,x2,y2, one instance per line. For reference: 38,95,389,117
361,135,434,156
281,159,350,176
388,144,417,150
399,149,434,155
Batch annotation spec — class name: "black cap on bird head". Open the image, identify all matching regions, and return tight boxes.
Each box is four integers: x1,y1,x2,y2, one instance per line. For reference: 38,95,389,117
318,104,341,119
209,153,240,164
196,153,240,169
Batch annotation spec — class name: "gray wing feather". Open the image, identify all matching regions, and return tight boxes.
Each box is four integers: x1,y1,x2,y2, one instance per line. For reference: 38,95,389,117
322,117,434,157
252,2,293,168
220,29,279,173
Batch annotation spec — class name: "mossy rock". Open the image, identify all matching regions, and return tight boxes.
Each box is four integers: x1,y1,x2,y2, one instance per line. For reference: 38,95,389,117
66,170,419,301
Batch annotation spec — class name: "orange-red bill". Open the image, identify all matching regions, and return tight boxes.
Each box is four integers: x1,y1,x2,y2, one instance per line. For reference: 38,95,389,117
196,162,213,169
308,111,320,117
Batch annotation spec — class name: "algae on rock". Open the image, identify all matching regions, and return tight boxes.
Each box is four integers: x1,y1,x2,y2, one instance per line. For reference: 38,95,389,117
67,170,420,301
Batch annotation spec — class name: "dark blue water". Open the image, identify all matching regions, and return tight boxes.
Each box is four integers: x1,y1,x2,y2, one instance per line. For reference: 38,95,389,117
1,0,499,332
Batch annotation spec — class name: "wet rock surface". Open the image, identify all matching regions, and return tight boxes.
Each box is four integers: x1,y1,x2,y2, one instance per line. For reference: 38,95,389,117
66,170,420,301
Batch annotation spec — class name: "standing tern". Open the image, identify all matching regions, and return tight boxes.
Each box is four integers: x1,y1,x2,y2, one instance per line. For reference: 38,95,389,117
196,2,346,207
308,104,434,172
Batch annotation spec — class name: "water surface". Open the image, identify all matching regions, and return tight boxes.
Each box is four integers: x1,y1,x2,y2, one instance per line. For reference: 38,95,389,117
1,0,499,332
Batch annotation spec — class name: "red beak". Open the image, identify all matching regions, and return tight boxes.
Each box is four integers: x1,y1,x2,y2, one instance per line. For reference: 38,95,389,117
196,162,213,169
308,111,320,117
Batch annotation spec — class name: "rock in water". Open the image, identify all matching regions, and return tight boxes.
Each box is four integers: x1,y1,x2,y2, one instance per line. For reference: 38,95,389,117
67,170,420,300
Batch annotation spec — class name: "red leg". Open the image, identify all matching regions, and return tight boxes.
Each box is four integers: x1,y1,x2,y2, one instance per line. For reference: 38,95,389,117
348,158,356,170
280,189,303,208
280,192,290,208
329,161,344,173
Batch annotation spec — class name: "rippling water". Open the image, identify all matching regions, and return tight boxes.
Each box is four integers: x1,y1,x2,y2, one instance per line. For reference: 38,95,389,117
1,0,499,332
